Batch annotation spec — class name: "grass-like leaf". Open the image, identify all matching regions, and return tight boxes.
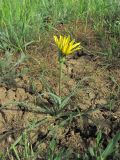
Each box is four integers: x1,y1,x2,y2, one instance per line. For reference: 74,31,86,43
98,132,120,160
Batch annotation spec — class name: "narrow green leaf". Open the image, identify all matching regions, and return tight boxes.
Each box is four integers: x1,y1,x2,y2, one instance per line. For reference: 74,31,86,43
100,132,120,160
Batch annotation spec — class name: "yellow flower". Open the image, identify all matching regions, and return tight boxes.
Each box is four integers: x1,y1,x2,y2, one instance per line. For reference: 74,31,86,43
54,35,81,56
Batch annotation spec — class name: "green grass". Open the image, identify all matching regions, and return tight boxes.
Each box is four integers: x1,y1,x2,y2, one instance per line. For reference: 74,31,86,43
0,0,120,56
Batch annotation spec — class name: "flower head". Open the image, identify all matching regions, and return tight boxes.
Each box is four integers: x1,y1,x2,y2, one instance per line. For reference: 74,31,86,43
54,35,81,56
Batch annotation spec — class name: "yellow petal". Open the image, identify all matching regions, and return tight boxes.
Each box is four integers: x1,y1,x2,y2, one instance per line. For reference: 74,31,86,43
63,36,71,54
66,47,72,54
71,46,81,52
67,39,77,53
63,36,67,47
54,36,59,45
69,39,75,46
59,35,63,49
71,42,80,50
62,43,69,54
66,35,71,44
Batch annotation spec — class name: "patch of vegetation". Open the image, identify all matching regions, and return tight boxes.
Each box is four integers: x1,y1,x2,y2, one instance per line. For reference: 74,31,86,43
0,0,119,56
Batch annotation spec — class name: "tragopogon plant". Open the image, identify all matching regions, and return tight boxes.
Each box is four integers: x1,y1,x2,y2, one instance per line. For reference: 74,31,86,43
38,35,81,115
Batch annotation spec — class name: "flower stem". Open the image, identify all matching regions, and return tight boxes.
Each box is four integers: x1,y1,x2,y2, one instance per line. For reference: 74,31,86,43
59,61,63,97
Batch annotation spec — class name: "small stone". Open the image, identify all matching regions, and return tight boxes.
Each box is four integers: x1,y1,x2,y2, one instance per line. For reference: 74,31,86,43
7,136,13,143
71,130,75,136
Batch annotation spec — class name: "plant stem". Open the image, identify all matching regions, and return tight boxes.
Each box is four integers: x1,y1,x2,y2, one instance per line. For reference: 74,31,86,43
59,62,63,97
